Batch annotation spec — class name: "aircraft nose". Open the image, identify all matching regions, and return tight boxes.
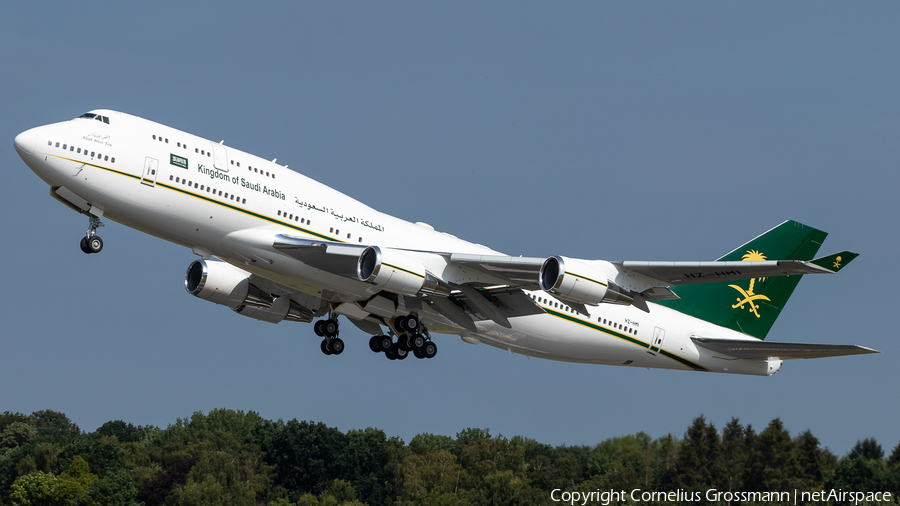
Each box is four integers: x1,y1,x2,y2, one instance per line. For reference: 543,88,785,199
14,128,38,159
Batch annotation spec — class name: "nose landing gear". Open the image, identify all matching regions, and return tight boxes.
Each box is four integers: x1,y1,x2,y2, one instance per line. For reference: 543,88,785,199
80,215,105,254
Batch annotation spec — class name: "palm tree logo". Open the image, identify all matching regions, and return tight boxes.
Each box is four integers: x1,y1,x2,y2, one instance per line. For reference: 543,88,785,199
727,250,771,318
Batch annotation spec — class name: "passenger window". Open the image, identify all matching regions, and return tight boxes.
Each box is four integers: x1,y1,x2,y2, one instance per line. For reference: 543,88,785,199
347,233,351,239
90,152,95,157
196,148,199,153
242,198,246,204
170,175,174,181
47,140,52,145
231,160,234,165
254,168,258,173
153,135,156,140
55,142,60,147
165,139,168,143
176,177,180,183
111,158,115,163
278,211,281,216
62,144,67,149
105,156,109,161
70,146,74,151
266,172,269,177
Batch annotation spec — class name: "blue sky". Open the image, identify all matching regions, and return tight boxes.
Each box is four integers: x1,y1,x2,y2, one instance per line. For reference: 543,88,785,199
2,2,898,455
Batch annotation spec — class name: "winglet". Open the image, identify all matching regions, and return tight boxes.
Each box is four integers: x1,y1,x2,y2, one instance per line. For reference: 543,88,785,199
810,251,858,273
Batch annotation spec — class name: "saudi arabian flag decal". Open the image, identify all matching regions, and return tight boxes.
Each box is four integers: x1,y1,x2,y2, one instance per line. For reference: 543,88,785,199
170,154,188,169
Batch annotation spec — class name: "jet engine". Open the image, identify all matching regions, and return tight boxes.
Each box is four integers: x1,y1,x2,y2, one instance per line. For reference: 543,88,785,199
539,256,633,306
185,259,273,309
357,246,449,296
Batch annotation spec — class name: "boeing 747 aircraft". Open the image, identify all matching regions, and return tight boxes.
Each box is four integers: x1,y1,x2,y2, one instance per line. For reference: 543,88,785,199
14,110,877,375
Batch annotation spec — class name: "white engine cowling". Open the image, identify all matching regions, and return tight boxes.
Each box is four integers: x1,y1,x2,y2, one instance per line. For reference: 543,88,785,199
185,259,272,309
233,296,313,323
357,246,448,296
539,256,633,306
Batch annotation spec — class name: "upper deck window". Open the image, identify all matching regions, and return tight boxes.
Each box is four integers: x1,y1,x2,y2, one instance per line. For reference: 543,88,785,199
77,113,110,124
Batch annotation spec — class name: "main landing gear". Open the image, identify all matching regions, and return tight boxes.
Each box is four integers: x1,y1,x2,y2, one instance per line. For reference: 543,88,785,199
79,215,105,254
367,314,437,361
314,316,344,355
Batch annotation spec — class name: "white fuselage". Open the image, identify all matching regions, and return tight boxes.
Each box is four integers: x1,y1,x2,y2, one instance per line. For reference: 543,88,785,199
15,110,780,376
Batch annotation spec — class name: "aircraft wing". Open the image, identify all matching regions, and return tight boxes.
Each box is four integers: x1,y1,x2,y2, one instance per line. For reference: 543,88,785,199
448,252,855,289
692,337,878,360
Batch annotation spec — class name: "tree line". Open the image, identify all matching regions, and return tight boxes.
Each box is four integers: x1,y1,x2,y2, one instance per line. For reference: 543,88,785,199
0,409,897,505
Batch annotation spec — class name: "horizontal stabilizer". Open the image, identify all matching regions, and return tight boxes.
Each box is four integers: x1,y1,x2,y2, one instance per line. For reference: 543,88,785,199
692,337,878,360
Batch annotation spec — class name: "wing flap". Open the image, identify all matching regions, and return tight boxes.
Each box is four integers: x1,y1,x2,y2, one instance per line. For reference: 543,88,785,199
692,337,878,360
273,234,365,279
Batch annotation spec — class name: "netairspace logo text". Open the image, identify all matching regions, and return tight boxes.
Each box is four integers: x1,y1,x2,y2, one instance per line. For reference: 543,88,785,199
550,488,894,506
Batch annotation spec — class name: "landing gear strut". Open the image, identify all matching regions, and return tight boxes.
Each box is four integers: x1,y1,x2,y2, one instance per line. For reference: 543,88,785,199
314,315,343,355
80,215,105,254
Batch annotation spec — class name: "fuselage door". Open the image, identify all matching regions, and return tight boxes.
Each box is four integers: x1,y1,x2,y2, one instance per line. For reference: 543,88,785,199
141,156,159,187
211,141,228,171
647,327,666,356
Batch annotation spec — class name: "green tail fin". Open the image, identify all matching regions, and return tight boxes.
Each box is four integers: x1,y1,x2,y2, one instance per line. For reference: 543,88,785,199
656,220,827,340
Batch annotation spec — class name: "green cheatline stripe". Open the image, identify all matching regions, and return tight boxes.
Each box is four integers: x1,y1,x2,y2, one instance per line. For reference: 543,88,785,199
52,153,340,243
383,262,425,279
568,271,608,287
543,307,708,372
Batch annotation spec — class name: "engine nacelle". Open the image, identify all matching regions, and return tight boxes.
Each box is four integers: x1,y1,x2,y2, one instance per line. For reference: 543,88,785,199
233,296,313,323
539,256,633,306
357,246,449,296
185,259,273,309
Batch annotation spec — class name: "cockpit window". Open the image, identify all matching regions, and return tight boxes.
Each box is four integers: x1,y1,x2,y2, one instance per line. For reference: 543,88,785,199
77,113,110,124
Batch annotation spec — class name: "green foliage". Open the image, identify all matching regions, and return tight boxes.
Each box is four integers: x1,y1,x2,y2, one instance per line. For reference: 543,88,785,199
849,437,884,461
96,420,146,443
410,433,457,455
0,408,897,506
8,471,78,506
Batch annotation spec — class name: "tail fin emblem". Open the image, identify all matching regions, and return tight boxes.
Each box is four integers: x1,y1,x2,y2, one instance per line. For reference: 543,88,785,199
728,250,771,318
833,256,842,269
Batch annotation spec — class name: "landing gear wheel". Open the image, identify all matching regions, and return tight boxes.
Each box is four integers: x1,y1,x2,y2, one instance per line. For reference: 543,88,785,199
405,314,420,333
369,335,381,352
330,338,344,355
395,315,409,332
393,343,409,360
385,347,397,360
86,236,103,253
423,341,437,359
410,334,426,350
399,334,412,352
378,336,393,352
320,339,333,355
314,320,326,337
80,237,91,254
413,348,425,359
322,319,339,338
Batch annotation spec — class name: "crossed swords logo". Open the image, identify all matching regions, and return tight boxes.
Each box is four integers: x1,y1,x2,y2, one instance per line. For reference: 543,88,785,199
728,250,771,318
